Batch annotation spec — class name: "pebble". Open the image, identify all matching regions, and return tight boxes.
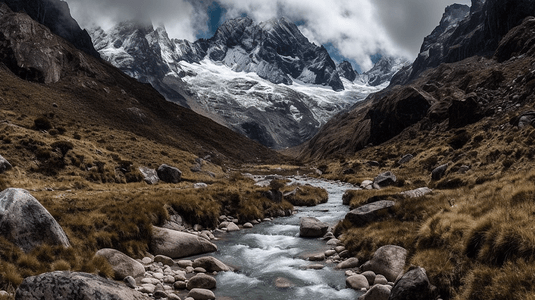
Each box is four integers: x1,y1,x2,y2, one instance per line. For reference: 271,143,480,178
194,267,207,273
243,222,253,228
141,278,160,285
186,266,195,273
174,281,187,290
325,250,337,256
142,257,153,264
140,284,156,294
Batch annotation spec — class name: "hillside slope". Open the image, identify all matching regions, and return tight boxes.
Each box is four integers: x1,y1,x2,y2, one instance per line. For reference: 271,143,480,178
0,2,283,182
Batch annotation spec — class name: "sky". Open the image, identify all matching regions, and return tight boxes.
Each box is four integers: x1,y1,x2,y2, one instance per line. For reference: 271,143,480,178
67,0,472,72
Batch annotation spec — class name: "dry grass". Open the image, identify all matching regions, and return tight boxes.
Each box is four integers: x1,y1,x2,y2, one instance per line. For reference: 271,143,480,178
282,185,328,206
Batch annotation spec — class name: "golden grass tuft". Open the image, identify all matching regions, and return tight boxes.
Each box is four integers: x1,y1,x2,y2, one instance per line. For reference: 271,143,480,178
282,185,328,206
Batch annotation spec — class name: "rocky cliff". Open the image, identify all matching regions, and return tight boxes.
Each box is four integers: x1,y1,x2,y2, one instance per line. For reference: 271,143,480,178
298,0,535,160
0,0,99,58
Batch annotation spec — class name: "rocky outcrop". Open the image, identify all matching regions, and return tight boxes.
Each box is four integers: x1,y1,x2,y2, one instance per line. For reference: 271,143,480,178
1,0,99,58
397,0,535,85
360,245,407,282
345,201,395,227
0,188,70,252
15,271,150,300
0,4,98,83
389,267,438,300
150,226,217,259
337,61,358,82
94,248,145,280
157,164,182,183
299,217,329,237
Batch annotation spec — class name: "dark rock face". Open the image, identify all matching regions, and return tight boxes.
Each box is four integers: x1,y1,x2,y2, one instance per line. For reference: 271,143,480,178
495,16,535,62
367,87,432,146
345,200,395,227
398,0,535,85
0,188,70,252
0,4,98,83
181,17,344,91
15,271,151,300
0,0,99,58
448,93,482,128
337,61,358,81
389,267,438,300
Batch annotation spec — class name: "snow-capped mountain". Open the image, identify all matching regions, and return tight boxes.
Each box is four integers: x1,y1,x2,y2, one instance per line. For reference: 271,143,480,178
90,17,407,149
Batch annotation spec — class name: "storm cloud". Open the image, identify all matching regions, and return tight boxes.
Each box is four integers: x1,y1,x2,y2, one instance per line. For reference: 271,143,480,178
67,0,471,71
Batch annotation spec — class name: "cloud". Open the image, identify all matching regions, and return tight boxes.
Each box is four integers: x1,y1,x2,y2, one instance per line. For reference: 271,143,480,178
66,0,471,71
216,0,471,71
67,0,210,41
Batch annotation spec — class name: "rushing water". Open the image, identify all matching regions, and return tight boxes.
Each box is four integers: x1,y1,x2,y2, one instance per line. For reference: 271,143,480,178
211,175,363,300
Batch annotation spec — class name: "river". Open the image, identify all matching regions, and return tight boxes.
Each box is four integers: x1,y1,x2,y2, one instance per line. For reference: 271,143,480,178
211,175,363,300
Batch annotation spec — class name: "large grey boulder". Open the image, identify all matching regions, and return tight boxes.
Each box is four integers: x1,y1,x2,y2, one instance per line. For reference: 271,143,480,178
389,267,438,300
299,217,329,237
0,188,70,252
360,245,407,282
345,201,395,227
151,226,217,259
15,271,150,300
358,284,391,300
0,155,12,173
138,167,159,185
193,256,231,272
94,248,145,280
186,273,217,290
157,164,182,183
373,172,397,189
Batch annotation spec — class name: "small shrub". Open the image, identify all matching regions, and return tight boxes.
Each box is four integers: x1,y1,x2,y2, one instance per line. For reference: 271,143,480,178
33,117,52,130
51,259,71,271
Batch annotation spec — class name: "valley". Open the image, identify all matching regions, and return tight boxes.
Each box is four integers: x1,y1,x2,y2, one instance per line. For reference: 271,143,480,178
0,0,535,300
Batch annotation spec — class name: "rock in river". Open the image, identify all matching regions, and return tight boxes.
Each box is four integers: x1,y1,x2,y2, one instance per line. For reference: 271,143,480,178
151,226,217,259
299,217,329,237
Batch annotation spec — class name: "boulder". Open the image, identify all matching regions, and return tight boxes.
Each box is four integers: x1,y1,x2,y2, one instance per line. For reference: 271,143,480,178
516,111,535,128
0,155,12,173
275,277,295,288
151,226,217,259
431,164,448,181
346,274,370,290
389,267,438,300
262,189,283,203
360,245,407,282
360,180,374,190
358,284,391,300
192,256,231,272
94,248,145,280
448,94,481,128
400,187,433,198
345,201,395,227
187,288,215,300
186,273,216,290
299,217,329,237
138,167,159,185
398,154,413,165
154,254,175,266
15,271,150,300
372,172,397,189
361,271,376,285
0,188,70,252
226,222,240,232
336,257,359,269
157,164,182,183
